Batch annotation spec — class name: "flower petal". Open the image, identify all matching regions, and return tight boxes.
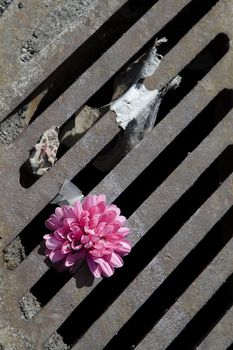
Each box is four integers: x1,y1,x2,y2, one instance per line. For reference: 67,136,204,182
86,256,102,278
74,200,83,219
61,241,72,254
117,227,130,237
116,240,131,255
45,217,62,230
62,206,76,219
65,253,77,267
94,258,114,277
83,195,97,210
96,194,106,204
49,249,65,263
108,252,123,268
45,236,63,250
55,207,64,219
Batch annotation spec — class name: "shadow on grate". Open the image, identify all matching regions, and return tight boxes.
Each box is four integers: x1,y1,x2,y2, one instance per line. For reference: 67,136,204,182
54,146,233,347
104,206,233,349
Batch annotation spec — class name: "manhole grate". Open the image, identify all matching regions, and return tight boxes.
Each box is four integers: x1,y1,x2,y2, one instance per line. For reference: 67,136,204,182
0,0,232,349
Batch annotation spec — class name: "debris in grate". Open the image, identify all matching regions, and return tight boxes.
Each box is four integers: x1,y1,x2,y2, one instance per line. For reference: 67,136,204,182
73,34,229,192
3,237,25,270
28,125,60,176
111,75,181,152
59,106,102,148
19,37,180,187
20,125,60,187
50,180,83,206
19,292,41,320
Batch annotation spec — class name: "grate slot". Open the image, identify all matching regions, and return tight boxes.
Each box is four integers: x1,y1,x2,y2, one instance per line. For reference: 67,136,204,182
155,33,229,123
137,239,233,350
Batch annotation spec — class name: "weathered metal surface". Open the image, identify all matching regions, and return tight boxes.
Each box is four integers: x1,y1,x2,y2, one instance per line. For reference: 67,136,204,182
0,0,232,349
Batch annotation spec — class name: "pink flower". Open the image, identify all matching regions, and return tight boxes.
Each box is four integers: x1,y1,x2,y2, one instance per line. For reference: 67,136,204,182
43,194,131,278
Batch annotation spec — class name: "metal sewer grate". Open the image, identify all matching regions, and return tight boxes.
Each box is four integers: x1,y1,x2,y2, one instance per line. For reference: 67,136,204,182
0,0,233,349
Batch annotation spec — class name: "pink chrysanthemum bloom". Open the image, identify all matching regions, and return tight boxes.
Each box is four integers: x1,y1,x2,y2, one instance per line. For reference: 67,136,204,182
43,195,131,278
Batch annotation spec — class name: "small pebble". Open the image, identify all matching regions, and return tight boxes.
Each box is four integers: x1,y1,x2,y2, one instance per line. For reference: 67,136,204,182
18,2,24,8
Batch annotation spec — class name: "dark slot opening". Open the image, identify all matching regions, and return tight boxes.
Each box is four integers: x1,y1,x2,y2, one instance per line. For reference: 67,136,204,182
104,207,233,350
30,267,71,307
166,274,233,350
72,34,229,195
56,146,233,347
226,343,233,350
